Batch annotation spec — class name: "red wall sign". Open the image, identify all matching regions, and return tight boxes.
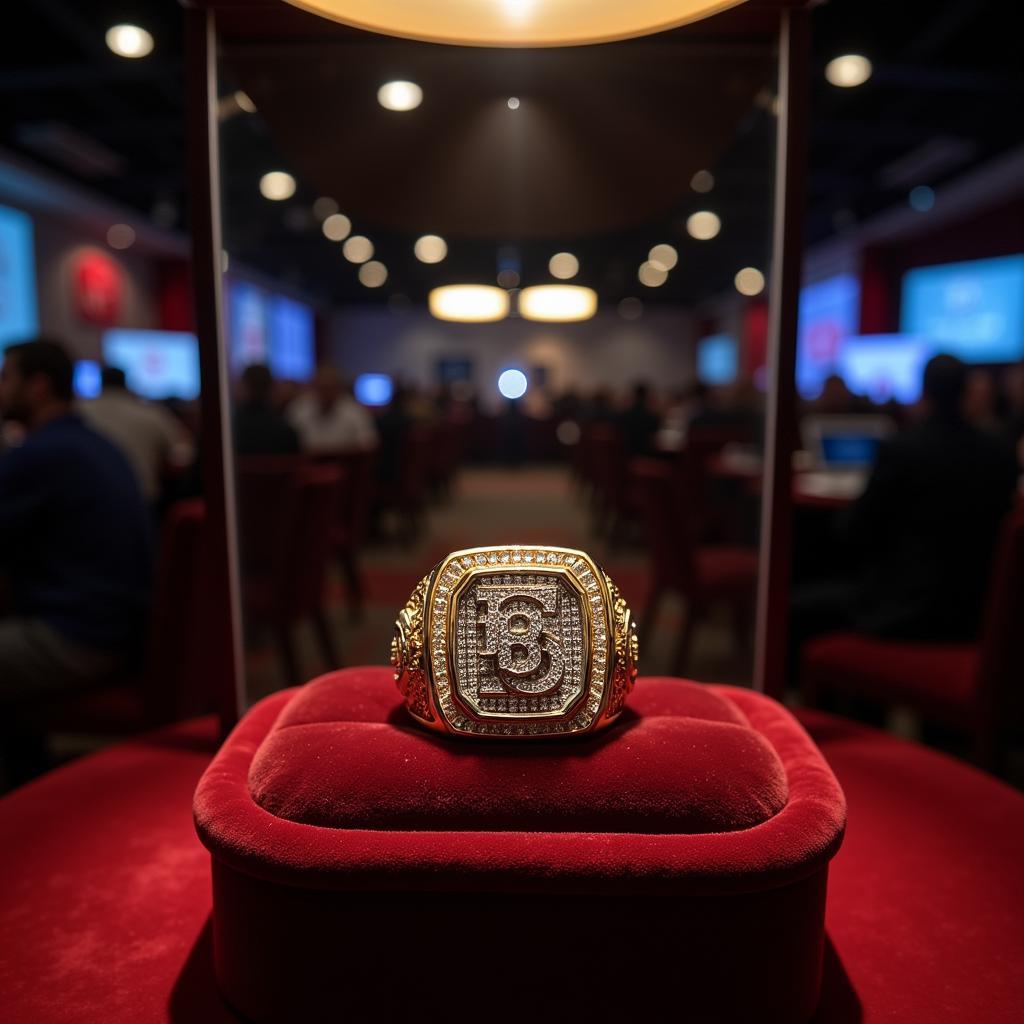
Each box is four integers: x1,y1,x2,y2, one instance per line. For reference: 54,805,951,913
73,249,123,326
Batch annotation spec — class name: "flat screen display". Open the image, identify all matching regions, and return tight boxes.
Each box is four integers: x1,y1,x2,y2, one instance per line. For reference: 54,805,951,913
228,280,268,372
268,295,315,381
796,273,861,399
73,359,102,399
0,204,39,350
697,334,738,386
102,329,201,400
900,254,1024,364
837,334,931,404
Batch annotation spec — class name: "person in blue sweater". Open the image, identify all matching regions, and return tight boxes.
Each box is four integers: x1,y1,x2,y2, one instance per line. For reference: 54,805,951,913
0,339,153,704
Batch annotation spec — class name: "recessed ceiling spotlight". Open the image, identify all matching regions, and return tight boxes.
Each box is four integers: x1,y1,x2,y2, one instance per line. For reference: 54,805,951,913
414,234,448,263
825,54,872,88
648,244,678,271
908,185,935,212
322,213,352,241
690,169,715,194
548,252,579,280
106,223,135,250
638,262,668,288
342,235,374,263
259,171,296,201
734,267,766,296
507,96,521,110
686,210,721,241
105,24,154,59
377,80,423,111
313,196,339,220
358,261,388,287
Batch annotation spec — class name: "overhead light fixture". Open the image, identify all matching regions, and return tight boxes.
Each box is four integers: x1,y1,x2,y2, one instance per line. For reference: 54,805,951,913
518,285,597,322
359,261,388,287
686,210,721,240
377,80,422,111
734,267,765,296
648,244,678,271
259,171,296,201
283,1,754,47
638,262,668,288
429,285,510,323
105,24,154,59
548,252,579,280
825,54,872,88
313,196,339,220
498,369,528,400
507,97,521,110
322,213,352,241
690,169,715,193
414,234,447,263
106,223,135,250
342,235,374,263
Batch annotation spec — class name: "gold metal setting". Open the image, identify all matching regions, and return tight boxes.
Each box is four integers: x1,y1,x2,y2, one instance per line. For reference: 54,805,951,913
392,545,638,738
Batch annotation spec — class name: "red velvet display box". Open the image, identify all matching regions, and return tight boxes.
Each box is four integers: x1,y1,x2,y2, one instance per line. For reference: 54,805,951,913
194,668,846,1023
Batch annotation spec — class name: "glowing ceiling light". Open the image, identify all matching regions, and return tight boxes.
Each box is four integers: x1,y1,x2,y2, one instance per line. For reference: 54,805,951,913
548,252,579,280
825,54,872,88
648,244,678,271
518,284,597,322
690,169,715,193
358,261,388,287
507,96,521,110
429,285,510,323
734,267,765,296
686,210,721,240
638,262,668,288
414,234,448,263
313,196,339,220
105,24,154,59
498,368,528,400
377,80,422,111
322,213,352,241
259,171,296,201
342,235,374,263
234,91,257,114
106,224,135,250
282,1,754,47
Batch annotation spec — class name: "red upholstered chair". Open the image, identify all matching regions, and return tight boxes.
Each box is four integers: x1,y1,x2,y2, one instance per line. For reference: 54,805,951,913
800,505,1024,766
238,460,344,685
634,458,759,674
582,423,630,536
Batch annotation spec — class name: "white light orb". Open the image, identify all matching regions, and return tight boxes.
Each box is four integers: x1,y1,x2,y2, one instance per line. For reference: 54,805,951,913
734,267,766,296
342,235,374,263
638,262,668,288
648,244,678,271
322,213,352,241
358,261,388,287
429,285,509,322
498,368,528,400
686,210,721,240
507,96,521,110
414,234,448,263
106,24,154,59
377,80,423,111
548,252,579,280
259,171,296,201
825,54,872,88
518,285,597,322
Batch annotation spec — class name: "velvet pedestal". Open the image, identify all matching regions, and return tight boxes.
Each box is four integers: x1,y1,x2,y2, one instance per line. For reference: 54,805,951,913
194,668,846,1023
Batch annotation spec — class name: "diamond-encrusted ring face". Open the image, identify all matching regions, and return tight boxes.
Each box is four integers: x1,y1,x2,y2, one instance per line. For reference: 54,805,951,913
392,546,638,738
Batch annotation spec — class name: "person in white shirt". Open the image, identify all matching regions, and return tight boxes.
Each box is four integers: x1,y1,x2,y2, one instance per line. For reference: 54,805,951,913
287,366,378,453
79,367,195,503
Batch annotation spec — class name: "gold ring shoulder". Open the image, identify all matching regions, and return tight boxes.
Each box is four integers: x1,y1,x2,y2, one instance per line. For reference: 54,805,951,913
391,572,442,727
602,571,639,721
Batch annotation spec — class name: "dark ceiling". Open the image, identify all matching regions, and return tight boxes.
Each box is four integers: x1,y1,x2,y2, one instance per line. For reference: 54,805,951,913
1,0,1021,311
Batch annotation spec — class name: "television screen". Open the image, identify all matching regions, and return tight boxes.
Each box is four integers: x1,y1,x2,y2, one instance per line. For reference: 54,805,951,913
900,254,1024,364
796,273,861,399
73,360,102,399
837,334,931,405
0,203,39,350
228,281,268,372
268,295,315,381
102,329,201,400
437,358,474,383
354,373,393,406
697,334,738,386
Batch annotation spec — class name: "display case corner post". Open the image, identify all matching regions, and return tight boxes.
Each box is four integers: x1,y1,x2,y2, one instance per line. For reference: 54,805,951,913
184,3,246,733
753,7,811,698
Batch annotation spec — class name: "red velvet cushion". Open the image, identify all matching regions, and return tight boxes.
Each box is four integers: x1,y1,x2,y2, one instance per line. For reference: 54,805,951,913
803,632,978,719
248,673,788,834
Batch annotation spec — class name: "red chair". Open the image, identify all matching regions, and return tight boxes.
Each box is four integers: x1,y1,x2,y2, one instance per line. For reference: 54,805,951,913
800,505,1024,766
633,458,759,674
238,460,344,685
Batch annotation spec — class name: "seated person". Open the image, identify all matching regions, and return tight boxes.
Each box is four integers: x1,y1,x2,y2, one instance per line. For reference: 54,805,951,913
0,340,153,705
233,363,300,457
791,354,1020,669
288,366,378,454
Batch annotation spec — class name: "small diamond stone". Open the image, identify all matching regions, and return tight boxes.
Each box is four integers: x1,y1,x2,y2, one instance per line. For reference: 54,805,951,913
512,551,522,562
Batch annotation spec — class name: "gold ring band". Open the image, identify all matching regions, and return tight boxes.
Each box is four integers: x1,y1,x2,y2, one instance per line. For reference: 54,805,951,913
392,545,638,739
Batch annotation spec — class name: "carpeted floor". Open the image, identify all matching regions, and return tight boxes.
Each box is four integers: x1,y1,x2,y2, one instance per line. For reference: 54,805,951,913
243,464,754,704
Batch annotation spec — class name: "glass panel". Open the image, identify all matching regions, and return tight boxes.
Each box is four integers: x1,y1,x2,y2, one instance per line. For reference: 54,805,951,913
215,5,780,705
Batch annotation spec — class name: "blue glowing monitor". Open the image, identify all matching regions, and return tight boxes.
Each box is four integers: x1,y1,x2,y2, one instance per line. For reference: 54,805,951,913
268,295,315,381
796,273,861,399
354,373,393,406
228,280,268,372
837,334,931,405
103,329,200,400
73,360,102,399
0,204,39,349
697,334,738,385
900,254,1024,364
